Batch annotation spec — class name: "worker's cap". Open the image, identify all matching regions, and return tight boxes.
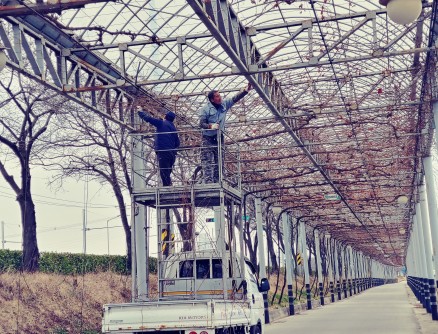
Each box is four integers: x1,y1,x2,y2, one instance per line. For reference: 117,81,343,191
165,111,176,122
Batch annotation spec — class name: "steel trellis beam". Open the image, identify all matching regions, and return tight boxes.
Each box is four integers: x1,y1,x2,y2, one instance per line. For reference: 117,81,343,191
0,0,112,18
0,21,130,128
69,8,393,52
186,0,379,239
0,14,161,128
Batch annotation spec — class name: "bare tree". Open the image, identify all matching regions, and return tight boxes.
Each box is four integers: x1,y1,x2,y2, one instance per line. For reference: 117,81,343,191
0,72,65,271
41,106,157,266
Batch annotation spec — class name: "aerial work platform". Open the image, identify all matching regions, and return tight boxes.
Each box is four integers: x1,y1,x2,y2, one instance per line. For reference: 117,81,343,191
130,129,245,302
133,182,242,207
131,129,243,208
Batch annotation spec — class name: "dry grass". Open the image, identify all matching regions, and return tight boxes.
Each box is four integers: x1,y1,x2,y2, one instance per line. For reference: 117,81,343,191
0,270,308,333
0,271,131,334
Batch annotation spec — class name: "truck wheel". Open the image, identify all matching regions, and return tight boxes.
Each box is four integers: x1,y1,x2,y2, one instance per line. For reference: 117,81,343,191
250,325,261,334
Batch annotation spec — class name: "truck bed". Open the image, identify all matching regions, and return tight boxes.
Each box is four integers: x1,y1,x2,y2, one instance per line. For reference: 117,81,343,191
102,299,252,333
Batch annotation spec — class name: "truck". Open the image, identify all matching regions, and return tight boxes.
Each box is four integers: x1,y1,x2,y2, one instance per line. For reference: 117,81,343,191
102,250,270,334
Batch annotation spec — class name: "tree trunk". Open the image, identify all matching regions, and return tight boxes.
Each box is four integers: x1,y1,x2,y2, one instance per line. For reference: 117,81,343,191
112,182,131,269
18,182,39,272
173,206,193,251
266,221,278,273
244,222,257,265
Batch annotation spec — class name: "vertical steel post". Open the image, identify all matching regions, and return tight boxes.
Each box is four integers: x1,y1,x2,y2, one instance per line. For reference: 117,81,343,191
255,197,269,323
411,215,421,301
282,213,295,315
350,247,357,294
357,252,362,293
425,100,438,308
219,192,228,299
326,234,335,302
214,207,225,255
420,183,438,320
334,241,341,300
300,221,312,310
357,253,365,292
341,245,347,298
415,203,430,311
314,229,324,306
238,204,246,292
132,137,148,301
347,246,353,296
424,155,438,312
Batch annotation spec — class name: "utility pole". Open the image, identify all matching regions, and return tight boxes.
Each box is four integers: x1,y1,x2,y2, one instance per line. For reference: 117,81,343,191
1,221,4,249
82,208,87,254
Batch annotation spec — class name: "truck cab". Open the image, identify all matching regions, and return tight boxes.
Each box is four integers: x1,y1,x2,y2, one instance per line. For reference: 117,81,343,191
102,251,270,334
160,251,266,300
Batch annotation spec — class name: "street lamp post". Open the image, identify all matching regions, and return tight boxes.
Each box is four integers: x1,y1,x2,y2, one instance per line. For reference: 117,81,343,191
106,215,121,256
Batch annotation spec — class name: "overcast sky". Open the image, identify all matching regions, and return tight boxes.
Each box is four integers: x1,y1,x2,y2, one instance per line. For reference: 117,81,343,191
0,166,138,257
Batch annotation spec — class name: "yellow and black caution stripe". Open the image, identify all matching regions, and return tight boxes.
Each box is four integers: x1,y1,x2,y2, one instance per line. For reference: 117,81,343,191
296,253,303,265
161,229,176,254
161,229,168,253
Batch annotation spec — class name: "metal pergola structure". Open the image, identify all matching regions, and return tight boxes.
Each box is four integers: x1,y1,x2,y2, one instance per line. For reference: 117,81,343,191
1,0,437,270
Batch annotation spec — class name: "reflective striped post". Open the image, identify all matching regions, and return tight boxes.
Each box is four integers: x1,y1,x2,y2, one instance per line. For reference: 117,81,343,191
419,183,438,320
282,212,295,315
314,229,324,306
300,221,312,310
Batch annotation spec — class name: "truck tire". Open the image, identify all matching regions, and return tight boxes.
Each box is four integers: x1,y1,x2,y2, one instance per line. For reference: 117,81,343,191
250,325,261,334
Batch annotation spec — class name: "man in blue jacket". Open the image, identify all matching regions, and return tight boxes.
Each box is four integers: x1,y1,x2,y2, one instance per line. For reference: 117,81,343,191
199,83,252,183
138,109,180,186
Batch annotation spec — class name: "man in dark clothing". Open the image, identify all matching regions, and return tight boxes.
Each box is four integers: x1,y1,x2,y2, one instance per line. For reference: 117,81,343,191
199,83,252,183
138,109,180,186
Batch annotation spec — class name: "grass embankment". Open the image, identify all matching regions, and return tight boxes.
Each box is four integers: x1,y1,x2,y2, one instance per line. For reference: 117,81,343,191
0,271,302,334
0,271,132,334
0,249,311,334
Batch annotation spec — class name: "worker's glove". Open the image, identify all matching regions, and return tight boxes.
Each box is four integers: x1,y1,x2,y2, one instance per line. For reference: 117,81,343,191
209,123,219,130
136,105,143,112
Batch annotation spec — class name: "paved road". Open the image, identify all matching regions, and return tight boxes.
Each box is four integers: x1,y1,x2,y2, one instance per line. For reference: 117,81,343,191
265,282,421,334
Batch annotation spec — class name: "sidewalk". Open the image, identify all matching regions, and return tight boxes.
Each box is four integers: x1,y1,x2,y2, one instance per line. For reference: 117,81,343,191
266,282,436,334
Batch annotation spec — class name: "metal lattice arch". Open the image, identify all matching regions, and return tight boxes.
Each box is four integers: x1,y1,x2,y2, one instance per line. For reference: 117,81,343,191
1,0,437,268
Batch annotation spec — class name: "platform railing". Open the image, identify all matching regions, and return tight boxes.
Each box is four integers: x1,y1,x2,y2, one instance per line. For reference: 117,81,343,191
130,128,241,192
